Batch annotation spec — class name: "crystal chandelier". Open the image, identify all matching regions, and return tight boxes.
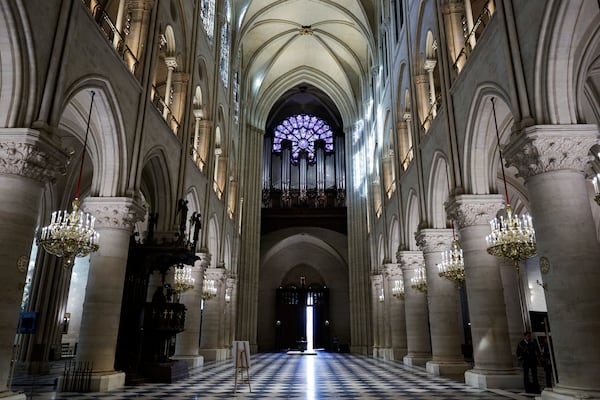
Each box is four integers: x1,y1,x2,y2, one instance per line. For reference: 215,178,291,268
410,267,427,293
202,278,217,300
485,98,537,270
437,238,465,287
38,91,100,268
173,265,195,293
392,279,405,299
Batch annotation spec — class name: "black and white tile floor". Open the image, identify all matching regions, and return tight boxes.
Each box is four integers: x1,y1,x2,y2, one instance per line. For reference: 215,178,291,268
11,352,533,399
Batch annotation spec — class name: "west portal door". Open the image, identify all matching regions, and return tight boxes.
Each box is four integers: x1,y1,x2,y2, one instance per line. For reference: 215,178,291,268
275,287,329,351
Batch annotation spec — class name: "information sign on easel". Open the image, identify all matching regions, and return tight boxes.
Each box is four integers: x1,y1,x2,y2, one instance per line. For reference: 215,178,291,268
232,340,251,393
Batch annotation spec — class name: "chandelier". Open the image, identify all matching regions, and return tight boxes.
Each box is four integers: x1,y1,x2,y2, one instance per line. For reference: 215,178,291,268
202,278,217,300
392,279,405,299
485,98,537,270
437,238,465,287
410,267,427,293
173,265,195,293
38,91,100,268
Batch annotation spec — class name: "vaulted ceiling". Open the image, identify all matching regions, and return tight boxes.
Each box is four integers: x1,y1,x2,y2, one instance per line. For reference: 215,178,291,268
235,0,377,127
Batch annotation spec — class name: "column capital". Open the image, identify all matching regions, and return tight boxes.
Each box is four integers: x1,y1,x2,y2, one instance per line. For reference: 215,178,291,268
0,128,69,183
446,194,504,229
204,267,226,282
415,229,453,253
397,250,424,270
196,250,211,269
82,197,146,231
371,273,383,286
424,59,437,72
383,263,402,279
165,56,178,69
504,124,599,179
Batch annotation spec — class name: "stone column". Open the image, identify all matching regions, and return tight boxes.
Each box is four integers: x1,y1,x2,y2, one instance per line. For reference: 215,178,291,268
172,251,209,368
415,73,430,134
385,262,407,360
199,267,227,361
498,258,525,360
162,57,177,120
76,197,144,392
504,125,600,400
424,59,438,118
224,275,237,357
380,265,393,360
370,273,383,358
416,229,469,378
124,0,154,74
0,129,68,400
447,195,521,389
169,72,189,135
442,0,467,71
192,109,204,168
398,251,431,367
197,120,212,172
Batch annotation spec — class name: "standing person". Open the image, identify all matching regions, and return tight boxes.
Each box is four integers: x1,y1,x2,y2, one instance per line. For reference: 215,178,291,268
539,336,553,388
517,331,541,393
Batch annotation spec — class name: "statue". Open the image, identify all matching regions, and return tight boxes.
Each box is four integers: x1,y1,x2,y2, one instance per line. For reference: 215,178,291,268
177,199,188,239
190,212,202,249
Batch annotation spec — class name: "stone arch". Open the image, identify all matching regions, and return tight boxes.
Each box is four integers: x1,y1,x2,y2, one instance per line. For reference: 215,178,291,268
59,81,127,198
389,216,400,259
535,0,598,124
377,234,385,270
207,213,219,268
426,151,449,228
0,2,36,127
140,147,174,232
464,87,530,212
405,189,420,250
164,25,177,57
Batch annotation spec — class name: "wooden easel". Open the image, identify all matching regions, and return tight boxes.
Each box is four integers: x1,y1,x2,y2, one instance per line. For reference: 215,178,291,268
233,341,251,393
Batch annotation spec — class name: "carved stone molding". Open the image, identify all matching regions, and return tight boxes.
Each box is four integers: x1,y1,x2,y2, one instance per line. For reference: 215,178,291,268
504,125,599,179
397,250,424,270
205,267,226,282
415,229,453,253
82,197,146,232
196,251,211,269
0,129,69,183
446,194,504,229
383,263,403,279
371,274,383,286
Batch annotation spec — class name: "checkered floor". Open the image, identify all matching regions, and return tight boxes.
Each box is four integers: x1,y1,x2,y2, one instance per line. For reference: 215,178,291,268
11,352,529,399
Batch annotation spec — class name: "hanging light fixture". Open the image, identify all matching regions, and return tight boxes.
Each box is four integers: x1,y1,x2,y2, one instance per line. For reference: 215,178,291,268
202,278,217,300
173,264,195,293
437,221,465,287
392,279,405,299
410,267,427,293
38,91,100,268
485,98,537,269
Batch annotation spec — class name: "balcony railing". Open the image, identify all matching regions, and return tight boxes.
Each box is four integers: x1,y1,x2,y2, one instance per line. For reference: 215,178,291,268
421,94,442,134
401,147,414,171
81,1,139,77
452,1,494,74
191,147,206,172
152,85,180,135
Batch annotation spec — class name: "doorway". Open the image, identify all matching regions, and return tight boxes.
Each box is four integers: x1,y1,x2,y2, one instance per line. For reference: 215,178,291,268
275,286,329,351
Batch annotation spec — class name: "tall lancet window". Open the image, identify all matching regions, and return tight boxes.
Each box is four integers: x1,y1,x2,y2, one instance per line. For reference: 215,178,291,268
220,0,231,88
201,0,215,43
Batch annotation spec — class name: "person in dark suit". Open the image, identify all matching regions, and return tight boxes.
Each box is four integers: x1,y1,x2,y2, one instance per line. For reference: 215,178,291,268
517,331,540,393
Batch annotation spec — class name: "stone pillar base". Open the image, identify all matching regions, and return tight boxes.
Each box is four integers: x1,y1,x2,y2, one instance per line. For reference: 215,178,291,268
403,354,431,367
393,348,407,361
199,348,229,361
0,391,27,399
426,360,470,378
541,386,600,400
58,371,125,392
464,368,522,390
171,355,204,368
377,347,394,360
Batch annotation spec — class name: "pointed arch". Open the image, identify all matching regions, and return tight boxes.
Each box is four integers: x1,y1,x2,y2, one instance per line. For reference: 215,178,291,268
427,152,449,229
405,189,419,250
